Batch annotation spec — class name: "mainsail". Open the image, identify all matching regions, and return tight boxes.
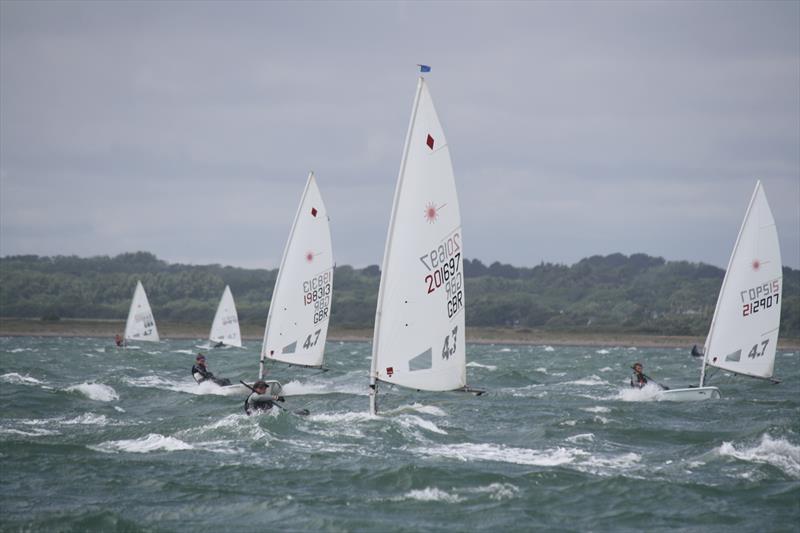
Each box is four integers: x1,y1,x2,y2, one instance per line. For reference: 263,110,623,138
124,280,160,342
701,180,782,383
260,172,333,376
209,285,242,348
369,76,466,415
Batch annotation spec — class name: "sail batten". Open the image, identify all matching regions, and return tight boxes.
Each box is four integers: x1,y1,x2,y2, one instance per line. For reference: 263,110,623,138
124,281,159,342
261,173,333,374
370,76,466,410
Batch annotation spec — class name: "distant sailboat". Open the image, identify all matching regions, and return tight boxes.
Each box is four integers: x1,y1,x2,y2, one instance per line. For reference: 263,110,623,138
209,285,242,348
124,280,159,343
259,172,334,379
369,74,479,415
657,181,782,401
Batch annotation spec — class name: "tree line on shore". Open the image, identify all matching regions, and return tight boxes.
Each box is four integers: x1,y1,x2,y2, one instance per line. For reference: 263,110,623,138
1,251,798,337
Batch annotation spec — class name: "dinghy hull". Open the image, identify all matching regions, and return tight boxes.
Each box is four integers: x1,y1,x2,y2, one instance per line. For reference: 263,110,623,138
655,387,721,402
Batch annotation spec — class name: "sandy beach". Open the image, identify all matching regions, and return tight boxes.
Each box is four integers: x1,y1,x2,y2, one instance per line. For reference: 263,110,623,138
2,318,798,350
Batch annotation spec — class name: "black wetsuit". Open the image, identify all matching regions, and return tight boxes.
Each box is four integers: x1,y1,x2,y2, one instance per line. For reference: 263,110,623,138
630,371,648,389
192,364,231,386
244,393,275,415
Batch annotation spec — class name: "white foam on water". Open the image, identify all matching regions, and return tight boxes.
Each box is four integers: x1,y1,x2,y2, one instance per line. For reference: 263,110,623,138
575,452,641,476
144,350,162,355
90,433,194,454
1,373,43,385
9,348,35,353
413,442,586,467
535,367,548,373
390,403,447,417
123,375,243,396
564,375,608,386
309,411,375,425
542,345,555,352
598,367,613,373
560,420,577,426
0,427,59,437
467,482,520,501
94,348,106,353
581,406,611,414
395,414,447,435
466,362,497,371
566,433,595,443
596,349,610,354
281,377,366,397
62,413,110,426
66,383,119,402
114,406,125,412
716,434,800,478
172,349,196,355
627,347,638,351
615,383,662,402
396,487,462,503
499,348,512,352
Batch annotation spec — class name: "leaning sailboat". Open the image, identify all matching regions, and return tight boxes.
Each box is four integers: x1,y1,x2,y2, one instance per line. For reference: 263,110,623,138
369,73,478,415
259,172,334,380
657,180,782,401
209,285,242,348
124,280,159,343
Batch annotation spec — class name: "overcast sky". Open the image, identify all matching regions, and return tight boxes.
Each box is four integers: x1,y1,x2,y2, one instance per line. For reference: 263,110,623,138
1,1,798,270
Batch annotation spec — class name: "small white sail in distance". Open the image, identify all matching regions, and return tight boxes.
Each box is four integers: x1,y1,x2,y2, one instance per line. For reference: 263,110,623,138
702,180,782,381
260,172,333,375
369,76,469,415
124,280,160,342
209,285,242,348
657,180,782,402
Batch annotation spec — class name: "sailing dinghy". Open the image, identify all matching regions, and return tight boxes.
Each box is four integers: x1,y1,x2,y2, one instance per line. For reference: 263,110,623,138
656,181,782,401
208,285,242,348
124,280,159,344
369,73,481,415
257,172,334,392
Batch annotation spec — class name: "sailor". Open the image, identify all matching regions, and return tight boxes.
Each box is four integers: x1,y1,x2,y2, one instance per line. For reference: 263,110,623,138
244,380,277,415
114,334,124,347
630,362,648,389
213,341,225,348
191,354,231,386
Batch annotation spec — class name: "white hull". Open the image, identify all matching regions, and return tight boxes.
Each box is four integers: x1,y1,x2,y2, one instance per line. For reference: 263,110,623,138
655,387,721,402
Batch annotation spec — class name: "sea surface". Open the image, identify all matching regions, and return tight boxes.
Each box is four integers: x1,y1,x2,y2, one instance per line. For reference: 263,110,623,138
0,336,798,532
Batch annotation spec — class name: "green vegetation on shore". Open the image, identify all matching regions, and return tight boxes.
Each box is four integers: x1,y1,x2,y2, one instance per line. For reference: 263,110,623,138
1,251,798,338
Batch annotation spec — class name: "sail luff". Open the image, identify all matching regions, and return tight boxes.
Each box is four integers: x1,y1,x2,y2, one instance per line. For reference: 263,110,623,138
370,78,426,414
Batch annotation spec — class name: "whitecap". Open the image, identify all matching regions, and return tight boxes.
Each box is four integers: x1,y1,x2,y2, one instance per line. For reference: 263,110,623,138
499,348,512,353
62,414,110,425
716,434,800,478
596,349,610,355
9,348,34,353
615,383,662,402
413,442,585,466
90,433,194,454
581,406,611,414
395,414,447,435
0,427,59,437
598,367,613,373
564,375,608,386
566,433,595,443
172,349,196,355
542,346,555,352
535,367,548,373
66,383,119,402
389,403,447,417
1,373,43,385
468,482,520,501
397,487,461,503
466,362,497,371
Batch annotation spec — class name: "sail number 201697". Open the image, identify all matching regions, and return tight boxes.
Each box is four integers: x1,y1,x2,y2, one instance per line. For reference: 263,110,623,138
420,232,464,318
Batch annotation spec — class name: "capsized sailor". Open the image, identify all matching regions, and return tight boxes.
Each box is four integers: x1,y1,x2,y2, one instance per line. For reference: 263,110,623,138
191,353,231,386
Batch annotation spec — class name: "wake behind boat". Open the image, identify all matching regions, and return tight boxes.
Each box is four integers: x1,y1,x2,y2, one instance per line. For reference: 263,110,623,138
657,181,783,402
369,70,481,415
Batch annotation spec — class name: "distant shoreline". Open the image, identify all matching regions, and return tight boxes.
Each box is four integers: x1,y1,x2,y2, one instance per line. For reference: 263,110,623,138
2,318,798,350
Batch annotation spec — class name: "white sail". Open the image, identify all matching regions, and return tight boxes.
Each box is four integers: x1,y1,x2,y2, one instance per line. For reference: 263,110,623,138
209,285,242,348
370,76,466,410
703,181,782,380
260,172,333,372
124,280,159,342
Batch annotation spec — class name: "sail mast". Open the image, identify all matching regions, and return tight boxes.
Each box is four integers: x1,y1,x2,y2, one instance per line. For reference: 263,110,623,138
370,77,426,415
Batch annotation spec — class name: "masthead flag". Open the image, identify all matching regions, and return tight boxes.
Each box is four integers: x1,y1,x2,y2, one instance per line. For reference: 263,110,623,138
417,64,431,73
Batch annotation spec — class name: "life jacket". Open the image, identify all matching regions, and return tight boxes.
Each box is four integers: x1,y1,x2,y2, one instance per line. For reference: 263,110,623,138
244,393,274,415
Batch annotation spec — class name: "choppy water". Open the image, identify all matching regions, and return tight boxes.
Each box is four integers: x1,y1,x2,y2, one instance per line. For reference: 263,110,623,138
1,336,798,532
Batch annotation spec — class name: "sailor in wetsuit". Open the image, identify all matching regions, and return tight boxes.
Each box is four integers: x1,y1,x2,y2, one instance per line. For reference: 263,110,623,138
244,380,277,415
630,362,648,389
191,354,231,386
